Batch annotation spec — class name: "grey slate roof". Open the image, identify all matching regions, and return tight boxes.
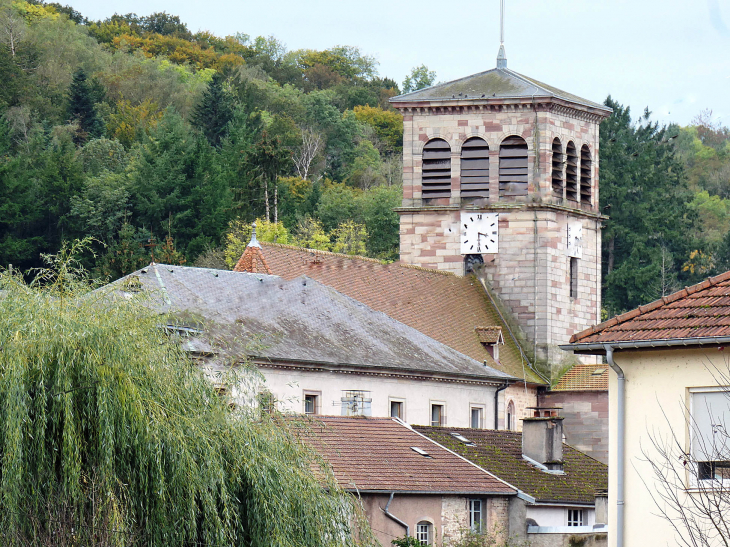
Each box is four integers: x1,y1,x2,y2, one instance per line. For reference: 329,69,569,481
390,67,611,113
113,264,515,382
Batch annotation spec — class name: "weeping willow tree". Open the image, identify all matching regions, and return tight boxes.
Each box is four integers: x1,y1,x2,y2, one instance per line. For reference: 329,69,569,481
0,243,373,546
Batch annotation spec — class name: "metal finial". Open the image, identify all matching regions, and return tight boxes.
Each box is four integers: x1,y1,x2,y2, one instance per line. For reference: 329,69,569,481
248,221,261,248
497,0,507,69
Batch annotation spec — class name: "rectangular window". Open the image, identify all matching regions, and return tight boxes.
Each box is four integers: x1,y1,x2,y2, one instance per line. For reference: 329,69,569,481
303,391,320,415
569,257,578,299
390,400,403,420
416,522,431,545
567,509,584,527
470,406,484,429
431,404,445,427
469,499,483,532
690,389,730,483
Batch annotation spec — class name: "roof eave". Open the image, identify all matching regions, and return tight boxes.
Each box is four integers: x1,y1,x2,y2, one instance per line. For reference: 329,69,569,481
390,95,611,117
344,488,516,496
561,335,730,355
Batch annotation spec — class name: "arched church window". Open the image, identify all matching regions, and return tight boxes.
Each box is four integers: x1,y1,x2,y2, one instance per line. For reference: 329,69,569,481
498,136,528,198
506,400,515,431
460,137,490,200
421,139,452,199
580,145,592,204
551,138,564,198
565,141,578,201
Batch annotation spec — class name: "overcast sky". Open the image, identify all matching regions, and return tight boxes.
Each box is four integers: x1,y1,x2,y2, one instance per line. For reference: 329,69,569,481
68,0,730,127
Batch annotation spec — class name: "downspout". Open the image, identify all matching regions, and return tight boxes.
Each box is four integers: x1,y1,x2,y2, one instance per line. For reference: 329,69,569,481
605,344,624,547
383,492,409,537
494,382,509,429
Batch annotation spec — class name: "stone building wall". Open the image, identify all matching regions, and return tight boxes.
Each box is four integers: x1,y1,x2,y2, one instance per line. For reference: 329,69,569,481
396,100,604,375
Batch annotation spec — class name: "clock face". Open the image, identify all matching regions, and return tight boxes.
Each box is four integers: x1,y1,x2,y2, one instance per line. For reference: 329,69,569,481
567,221,583,258
460,212,498,255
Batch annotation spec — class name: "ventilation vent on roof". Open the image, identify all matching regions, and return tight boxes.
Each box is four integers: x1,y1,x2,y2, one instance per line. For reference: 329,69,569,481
565,142,578,201
499,136,528,199
460,137,489,200
551,138,564,198
580,145,592,204
410,446,432,458
422,139,452,199
450,432,476,446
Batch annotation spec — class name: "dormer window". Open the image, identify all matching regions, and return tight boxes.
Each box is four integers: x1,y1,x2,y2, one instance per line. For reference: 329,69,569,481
460,137,490,201
475,326,504,360
565,141,578,201
580,145,592,205
498,136,528,199
422,139,452,199
551,138,564,198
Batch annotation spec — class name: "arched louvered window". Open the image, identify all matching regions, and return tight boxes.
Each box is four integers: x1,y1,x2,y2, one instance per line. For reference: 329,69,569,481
580,145,592,204
498,136,528,198
421,139,452,199
551,138,564,198
460,137,490,200
565,141,578,202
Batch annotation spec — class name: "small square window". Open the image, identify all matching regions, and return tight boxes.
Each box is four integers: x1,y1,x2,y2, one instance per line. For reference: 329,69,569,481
568,509,584,527
390,400,403,419
304,392,320,415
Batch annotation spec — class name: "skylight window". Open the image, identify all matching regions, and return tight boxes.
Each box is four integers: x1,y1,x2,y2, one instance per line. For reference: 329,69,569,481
450,432,476,446
411,446,432,458
591,368,606,376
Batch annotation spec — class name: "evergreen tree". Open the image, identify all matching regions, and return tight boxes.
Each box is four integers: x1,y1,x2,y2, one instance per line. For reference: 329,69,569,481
191,73,234,147
67,69,104,144
600,97,697,316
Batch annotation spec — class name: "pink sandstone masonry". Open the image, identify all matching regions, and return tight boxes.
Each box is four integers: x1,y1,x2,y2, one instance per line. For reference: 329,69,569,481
393,99,605,374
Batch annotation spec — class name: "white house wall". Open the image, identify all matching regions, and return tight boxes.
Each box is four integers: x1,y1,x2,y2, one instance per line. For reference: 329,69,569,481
259,366,499,428
526,505,595,528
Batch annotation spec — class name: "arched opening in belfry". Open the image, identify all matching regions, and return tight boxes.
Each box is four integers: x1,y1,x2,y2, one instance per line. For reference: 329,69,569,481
580,144,592,205
565,141,578,202
460,137,490,201
551,138,564,199
498,136,528,199
421,139,452,199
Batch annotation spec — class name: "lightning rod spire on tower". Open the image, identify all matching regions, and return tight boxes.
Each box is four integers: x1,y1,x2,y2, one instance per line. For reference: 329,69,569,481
497,0,507,69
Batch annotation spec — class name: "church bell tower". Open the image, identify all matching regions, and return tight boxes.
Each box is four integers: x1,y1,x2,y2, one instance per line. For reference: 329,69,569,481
390,38,611,374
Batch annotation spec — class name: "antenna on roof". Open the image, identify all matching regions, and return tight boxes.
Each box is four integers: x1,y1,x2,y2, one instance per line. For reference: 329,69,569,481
497,0,507,69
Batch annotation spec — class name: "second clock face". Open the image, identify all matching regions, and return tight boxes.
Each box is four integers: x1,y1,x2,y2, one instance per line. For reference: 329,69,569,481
460,212,498,255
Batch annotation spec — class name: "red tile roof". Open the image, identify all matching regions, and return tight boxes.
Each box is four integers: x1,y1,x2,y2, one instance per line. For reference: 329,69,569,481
258,243,544,384
294,416,515,494
233,245,271,274
475,326,503,345
570,270,730,345
553,363,608,391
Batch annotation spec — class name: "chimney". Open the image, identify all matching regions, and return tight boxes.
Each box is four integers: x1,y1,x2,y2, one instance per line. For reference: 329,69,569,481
522,407,564,471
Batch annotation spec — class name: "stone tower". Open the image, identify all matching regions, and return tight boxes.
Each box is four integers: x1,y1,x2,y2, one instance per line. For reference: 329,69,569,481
390,60,611,375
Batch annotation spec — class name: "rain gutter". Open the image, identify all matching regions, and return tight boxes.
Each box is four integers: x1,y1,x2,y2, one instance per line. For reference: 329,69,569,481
494,382,509,429
560,336,730,353
382,492,409,537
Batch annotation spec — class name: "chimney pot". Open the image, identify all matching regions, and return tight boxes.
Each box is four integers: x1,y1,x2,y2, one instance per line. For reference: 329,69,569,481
522,415,564,471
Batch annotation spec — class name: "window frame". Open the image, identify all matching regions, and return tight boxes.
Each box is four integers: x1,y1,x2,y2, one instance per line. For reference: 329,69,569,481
470,404,485,429
303,390,321,415
416,520,433,545
569,257,578,300
506,400,516,431
567,509,584,527
688,387,730,487
469,499,484,532
430,401,446,427
389,397,405,420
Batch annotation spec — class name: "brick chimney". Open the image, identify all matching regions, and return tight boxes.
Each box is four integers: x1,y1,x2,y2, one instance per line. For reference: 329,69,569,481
522,408,564,471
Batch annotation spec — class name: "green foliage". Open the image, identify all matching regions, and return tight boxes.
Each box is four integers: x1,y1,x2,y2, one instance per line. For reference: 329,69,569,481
331,220,367,255
392,536,422,547
66,68,104,143
191,72,234,147
353,105,403,153
292,216,331,251
600,97,697,315
449,528,532,547
0,245,372,546
402,64,436,94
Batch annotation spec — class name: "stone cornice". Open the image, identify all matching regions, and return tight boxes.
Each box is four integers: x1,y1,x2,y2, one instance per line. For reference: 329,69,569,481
252,358,510,387
395,203,608,221
394,96,609,124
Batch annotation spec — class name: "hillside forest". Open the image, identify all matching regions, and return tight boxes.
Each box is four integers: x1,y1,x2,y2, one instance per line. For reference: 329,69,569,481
1,1,729,317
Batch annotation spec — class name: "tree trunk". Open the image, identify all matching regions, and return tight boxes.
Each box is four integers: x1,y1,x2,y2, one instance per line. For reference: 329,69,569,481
263,176,270,223
274,183,278,224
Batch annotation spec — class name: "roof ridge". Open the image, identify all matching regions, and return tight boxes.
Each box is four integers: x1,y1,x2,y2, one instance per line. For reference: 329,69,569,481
260,241,460,278
570,269,730,343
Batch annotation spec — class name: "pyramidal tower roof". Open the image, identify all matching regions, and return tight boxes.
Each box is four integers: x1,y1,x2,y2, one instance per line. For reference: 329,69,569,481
390,67,611,114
